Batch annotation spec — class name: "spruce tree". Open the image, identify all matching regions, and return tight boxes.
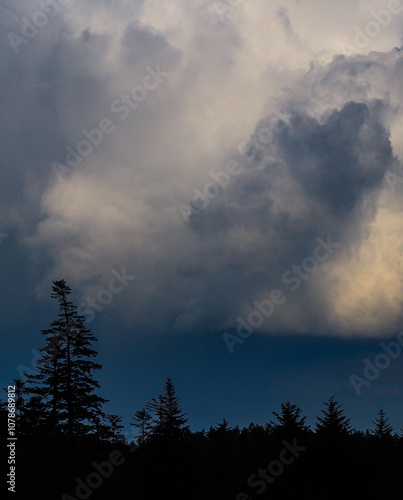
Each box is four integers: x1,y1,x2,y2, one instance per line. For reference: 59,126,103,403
215,418,232,434
146,378,189,440
162,377,189,439
146,393,165,436
271,400,309,439
23,394,48,432
130,407,153,444
315,395,351,439
373,408,393,439
25,323,63,429
107,414,125,443
26,279,107,435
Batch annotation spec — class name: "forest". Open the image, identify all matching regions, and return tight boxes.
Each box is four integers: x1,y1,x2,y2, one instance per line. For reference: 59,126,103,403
2,280,403,499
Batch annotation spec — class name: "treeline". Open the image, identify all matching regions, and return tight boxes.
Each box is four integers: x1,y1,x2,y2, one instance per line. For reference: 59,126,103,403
1,280,403,499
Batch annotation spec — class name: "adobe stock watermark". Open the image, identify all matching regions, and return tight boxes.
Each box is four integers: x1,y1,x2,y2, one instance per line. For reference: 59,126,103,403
52,65,169,182
349,331,403,395
7,0,74,54
340,0,403,54
236,438,306,500
61,443,138,500
178,107,289,223
223,235,341,353
77,268,135,323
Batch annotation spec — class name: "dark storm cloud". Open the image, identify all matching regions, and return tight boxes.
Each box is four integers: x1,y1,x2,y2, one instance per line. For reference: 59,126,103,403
189,99,392,237
2,0,403,337
276,101,391,216
180,94,400,334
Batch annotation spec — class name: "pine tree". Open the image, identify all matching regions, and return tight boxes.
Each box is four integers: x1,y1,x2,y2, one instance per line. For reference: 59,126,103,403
92,414,116,442
23,394,48,431
271,400,309,438
373,408,393,439
107,414,125,443
146,378,189,440
25,326,62,429
146,394,165,436
315,395,351,439
215,418,232,434
130,407,153,445
26,279,108,435
162,378,189,439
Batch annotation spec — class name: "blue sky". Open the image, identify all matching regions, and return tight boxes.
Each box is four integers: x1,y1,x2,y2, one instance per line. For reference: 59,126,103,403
1,0,403,435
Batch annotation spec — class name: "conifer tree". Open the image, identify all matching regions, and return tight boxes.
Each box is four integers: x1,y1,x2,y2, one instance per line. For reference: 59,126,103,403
26,279,108,435
23,394,48,431
107,414,125,443
146,378,189,440
373,408,393,439
146,393,165,435
25,325,62,429
130,407,153,444
271,400,309,438
215,418,232,434
315,395,351,439
162,377,189,439
92,414,116,442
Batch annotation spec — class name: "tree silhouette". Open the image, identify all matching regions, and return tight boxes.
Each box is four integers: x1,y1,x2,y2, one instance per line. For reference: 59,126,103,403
372,408,393,439
270,400,310,439
146,378,189,440
214,418,232,434
130,407,153,445
26,279,108,435
146,393,165,435
25,301,63,429
315,395,351,439
162,377,189,439
6,279,403,500
107,414,125,443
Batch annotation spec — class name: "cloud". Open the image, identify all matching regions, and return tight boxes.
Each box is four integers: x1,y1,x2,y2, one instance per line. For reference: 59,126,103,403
2,0,403,337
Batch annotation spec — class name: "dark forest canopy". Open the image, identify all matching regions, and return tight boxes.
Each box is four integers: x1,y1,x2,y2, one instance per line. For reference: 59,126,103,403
2,280,402,500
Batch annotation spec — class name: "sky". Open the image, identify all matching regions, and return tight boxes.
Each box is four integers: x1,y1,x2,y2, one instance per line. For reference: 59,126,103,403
1,0,403,435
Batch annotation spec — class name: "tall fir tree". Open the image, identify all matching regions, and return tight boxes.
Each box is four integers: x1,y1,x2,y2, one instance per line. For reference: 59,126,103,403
270,400,309,439
26,279,108,435
107,414,125,443
315,395,351,439
372,408,393,439
146,378,189,440
130,407,153,445
162,377,189,439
